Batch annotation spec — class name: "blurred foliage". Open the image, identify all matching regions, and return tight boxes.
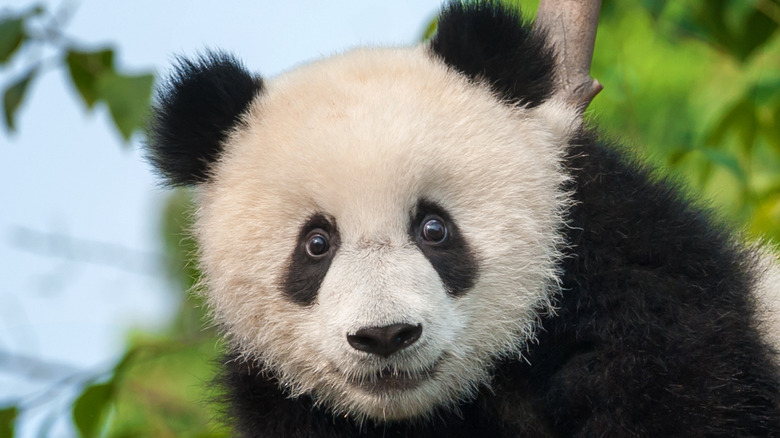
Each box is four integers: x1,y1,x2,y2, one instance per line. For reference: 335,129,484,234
71,189,228,437
0,3,153,140
589,0,780,241
2,0,780,436
86,336,228,438
0,406,17,438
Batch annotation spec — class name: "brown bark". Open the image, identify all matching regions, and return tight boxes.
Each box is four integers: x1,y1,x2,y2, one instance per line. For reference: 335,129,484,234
534,0,603,112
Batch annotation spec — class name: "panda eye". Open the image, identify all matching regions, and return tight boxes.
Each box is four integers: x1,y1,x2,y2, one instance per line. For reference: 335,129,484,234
421,216,447,244
305,230,330,258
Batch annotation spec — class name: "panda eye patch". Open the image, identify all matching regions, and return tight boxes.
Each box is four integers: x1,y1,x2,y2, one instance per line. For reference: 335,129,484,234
409,200,478,297
421,216,448,244
305,230,330,258
283,214,339,305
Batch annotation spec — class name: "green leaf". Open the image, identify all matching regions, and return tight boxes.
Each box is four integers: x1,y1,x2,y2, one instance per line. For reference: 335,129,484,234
421,17,437,42
751,193,780,241
96,71,153,140
0,17,25,65
681,0,778,62
771,103,780,150
639,0,667,20
699,148,748,184
3,68,36,131
73,382,114,438
737,8,776,61
0,406,18,438
65,48,115,108
65,48,154,139
706,96,757,155
112,345,142,380
751,77,780,108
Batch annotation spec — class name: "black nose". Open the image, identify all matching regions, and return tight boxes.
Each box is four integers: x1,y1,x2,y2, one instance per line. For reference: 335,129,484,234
347,323,422,358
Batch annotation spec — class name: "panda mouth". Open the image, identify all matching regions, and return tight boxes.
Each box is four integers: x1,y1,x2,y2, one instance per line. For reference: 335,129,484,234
347,360,441,394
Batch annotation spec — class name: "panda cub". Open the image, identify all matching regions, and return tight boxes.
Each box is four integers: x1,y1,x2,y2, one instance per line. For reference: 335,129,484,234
146,1,780,436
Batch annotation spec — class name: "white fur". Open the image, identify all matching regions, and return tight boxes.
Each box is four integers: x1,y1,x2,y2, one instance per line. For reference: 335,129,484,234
194,45,579,421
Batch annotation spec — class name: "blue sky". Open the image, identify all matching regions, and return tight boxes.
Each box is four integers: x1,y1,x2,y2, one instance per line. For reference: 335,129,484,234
1,0,441,434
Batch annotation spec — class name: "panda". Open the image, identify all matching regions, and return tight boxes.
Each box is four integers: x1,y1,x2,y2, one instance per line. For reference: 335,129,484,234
146,1,780,436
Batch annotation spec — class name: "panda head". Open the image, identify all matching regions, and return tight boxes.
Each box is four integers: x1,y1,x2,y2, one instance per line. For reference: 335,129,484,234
147,1,578,423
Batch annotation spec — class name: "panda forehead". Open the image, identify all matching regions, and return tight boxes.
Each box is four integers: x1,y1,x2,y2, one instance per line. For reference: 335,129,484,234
235,46,527,156
216,48,538,189
202,46,566,241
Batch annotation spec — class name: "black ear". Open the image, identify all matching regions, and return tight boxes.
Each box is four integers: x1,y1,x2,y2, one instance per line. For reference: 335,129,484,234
430,1,555,108
147,52,263,186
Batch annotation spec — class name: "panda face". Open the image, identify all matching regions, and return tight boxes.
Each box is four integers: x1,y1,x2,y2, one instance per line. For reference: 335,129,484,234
191,47,575,421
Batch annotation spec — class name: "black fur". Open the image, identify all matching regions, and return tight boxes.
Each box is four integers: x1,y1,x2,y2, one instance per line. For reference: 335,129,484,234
219,131,780,437
430,1,556,108
147,52,263,186
282,214,341,305
532,132,780,435
409,199,479,297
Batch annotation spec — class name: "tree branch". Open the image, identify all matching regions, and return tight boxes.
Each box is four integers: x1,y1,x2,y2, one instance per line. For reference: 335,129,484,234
8,226,163,277
534,0,603,112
